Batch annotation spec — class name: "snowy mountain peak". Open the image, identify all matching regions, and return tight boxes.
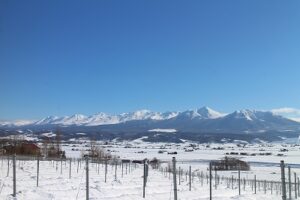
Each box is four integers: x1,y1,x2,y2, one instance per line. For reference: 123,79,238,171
60,114,88,125
180,110,201,118
232,110,255,121
34,116,60,125
92,112,109,117
69,114,87,120
131,110,152,118
197,106,225,119
175,107,225,120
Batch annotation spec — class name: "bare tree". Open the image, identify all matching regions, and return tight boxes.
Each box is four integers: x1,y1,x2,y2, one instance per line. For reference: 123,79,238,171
55,129,62,155
42,137,50,157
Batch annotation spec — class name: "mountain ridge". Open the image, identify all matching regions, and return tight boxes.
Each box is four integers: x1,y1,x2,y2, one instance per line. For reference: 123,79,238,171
0,107,299,133
0,107,299,143
1,106,225,127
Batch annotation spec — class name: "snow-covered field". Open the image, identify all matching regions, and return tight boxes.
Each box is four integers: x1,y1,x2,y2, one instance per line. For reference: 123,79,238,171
62,138,300,165
1,139,300,199
0,158,291,200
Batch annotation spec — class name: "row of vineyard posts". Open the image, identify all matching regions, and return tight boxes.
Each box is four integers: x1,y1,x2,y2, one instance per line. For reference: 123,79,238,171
1,155,299,200
163,158,299,200
1,155,138,199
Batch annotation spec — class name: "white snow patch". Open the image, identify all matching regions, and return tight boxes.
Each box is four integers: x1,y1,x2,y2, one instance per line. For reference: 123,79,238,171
76,132,86,135
148,128,177,133
41,132,56,137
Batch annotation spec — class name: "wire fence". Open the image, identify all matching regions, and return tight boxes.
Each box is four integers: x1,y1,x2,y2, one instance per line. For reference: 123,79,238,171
0,155,299,200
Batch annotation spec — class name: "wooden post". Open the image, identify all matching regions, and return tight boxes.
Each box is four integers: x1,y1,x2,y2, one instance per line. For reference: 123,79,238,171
60,157,63,175
172,157,178,200
238,170,241,195
13,154,16,197
145,163,148,185
77,159,80,173
215,169,217,189
121,161,123,178
143,160,146,198
289,166,292,200
271,181,273,194
129,161,131,174
7,156,10,177
298,177,300,197
189,166,191,191
69,159,72,179
86,157,89,200
114,161,117,181
295,173,297,199
209,162,212,200
105,158,107,183
201,171,203,187
37,156,40,187
264,180,266,194
178,167,181,185
254,175,257,194
281,160,287,200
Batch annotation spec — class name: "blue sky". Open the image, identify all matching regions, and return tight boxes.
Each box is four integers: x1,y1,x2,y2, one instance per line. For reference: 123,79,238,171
1,0,300,120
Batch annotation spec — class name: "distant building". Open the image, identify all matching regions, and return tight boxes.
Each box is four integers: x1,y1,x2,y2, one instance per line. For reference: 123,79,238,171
20,143,40,155
211,157,250,171
1,141,41,156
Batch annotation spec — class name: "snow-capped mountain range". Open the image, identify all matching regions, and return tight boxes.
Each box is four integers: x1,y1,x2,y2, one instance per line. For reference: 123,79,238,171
1,107,300,143
0,106,299,128
31,110,180,126
0,107,225,127
0,107,300,131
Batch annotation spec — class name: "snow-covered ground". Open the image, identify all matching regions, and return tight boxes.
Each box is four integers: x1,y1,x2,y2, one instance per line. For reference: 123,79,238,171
1,139,299,199
0,158,291,200
61,139,300,165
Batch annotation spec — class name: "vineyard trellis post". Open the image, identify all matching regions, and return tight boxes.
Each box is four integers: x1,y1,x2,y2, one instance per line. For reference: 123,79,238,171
77,159,80,173
179,167,181,185
115,161,117,181
86,157,89,200
172,157,178,200
298,177,300,197
105,158,108,183
143,160,146,198
121,161,123,178
189,166,191,191
69,159,72,179
294,173,297,199
215,169,217,190
271,181,273,194
60,156,63,175
7,156,10,177
13,154,16,197
209,161,212,200
254,175,257,194
238,169,241,195
281,160,287,200
288,166,291,200
37,156,40,187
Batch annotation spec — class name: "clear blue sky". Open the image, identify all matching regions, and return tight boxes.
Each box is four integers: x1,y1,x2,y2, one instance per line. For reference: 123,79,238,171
1,0,300,120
